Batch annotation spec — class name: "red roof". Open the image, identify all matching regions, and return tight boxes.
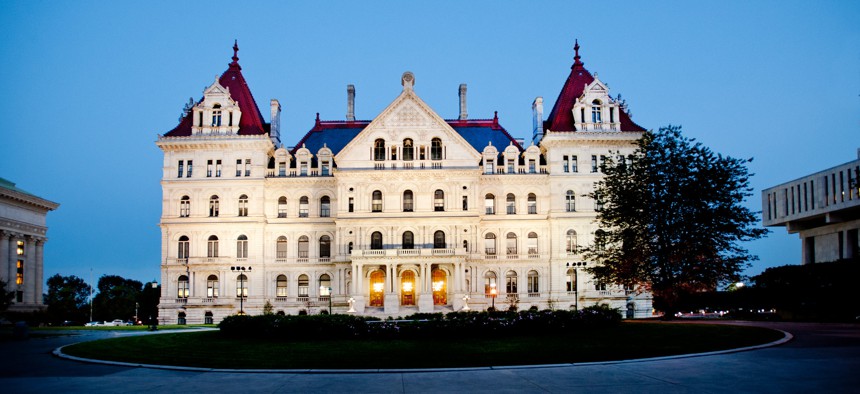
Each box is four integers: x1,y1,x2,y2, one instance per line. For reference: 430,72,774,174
165,42,268,137
544,41,644,132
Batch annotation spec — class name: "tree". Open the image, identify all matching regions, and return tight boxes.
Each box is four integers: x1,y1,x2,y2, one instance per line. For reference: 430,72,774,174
138,281,161,325
92,275,142,321
583,125,767,316
45,274,90,323
0,279,14,313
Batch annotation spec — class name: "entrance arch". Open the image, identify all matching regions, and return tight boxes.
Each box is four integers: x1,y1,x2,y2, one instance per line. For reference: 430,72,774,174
432,269,447,305
401,270,416,306
369,270,385,307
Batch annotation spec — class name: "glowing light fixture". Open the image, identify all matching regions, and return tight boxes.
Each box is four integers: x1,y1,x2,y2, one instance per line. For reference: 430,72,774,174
432,281,444,292
372,282,384,293
402,282,413,292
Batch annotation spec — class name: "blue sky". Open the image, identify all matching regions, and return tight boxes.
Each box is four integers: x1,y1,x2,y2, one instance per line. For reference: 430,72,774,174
1,1,858,286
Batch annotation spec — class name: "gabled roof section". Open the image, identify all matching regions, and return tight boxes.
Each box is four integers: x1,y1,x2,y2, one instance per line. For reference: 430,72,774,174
164,41,268,136
292,113,521,156
544,40,645,132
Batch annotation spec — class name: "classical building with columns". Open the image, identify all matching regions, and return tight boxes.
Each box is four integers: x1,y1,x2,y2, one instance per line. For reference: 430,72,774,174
762,150,860,264
0,177,59,313
156,42,652,324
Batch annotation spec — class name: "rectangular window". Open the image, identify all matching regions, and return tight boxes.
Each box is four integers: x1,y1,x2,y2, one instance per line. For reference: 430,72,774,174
609,107,615,123
571,156,578,172
804,183,808,211
600,156,606,172
245,159,251,177
563,156,569,173
810,180,815,209
300,162,308,176
840,171,845,202
236,159,242,177
278,162,286,177
321,163,330,176
790,187,795,214
591,155,598,173
462,196,468,211
178,160,184,178
187,160,193,177
767,193,772,220
528,159,536,173
348,197,354,213
784,188,789,213
216,160,222,177
207,160,213,177
484,160,494,174
17,240,24,255
832,173,837,204
507,159,515,174
16,260,23,285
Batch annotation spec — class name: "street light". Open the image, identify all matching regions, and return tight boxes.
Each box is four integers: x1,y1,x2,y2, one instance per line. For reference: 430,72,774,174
489,283,497,310
231,266,251,315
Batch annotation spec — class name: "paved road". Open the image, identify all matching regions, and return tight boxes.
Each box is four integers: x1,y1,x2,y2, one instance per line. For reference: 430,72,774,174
2,321,858,393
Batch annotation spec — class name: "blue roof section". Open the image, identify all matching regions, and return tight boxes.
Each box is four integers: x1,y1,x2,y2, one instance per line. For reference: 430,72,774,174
452,126,521,152
293,127,366,155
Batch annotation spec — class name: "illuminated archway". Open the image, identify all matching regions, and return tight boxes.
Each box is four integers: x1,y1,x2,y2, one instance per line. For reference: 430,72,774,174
369,270,385,307
401,270,416,306
432,269,447,305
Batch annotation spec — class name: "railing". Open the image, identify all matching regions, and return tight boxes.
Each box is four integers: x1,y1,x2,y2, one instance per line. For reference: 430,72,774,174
175,298,188,304
506,254,519,259
318,296,330,303
297,296,309,303
202,297,216,303
275,297,288,302
266,169,334,177
353,248,464,258
527,293,540,298
505,294,519,301
432,248,455,256
398,249,420,256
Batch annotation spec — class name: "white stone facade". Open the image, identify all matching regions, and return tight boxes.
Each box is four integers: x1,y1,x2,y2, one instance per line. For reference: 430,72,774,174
762,150,860,264
157,46,652,324
0,178,59,313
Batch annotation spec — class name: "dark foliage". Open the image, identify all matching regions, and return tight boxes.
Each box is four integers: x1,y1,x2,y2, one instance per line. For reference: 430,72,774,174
582,126,767,315
0,279,14,313
218,305,621,340
45,274,90,323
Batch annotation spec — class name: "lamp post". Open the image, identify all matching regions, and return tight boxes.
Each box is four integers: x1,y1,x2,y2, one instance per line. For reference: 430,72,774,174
149,281,158,330
489,283,497,310
231,266,251,315
134,302,139,324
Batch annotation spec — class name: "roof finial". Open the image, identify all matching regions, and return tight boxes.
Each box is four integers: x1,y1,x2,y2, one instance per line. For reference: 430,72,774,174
231,40,239,64
493,111,499,126
572,39,584,69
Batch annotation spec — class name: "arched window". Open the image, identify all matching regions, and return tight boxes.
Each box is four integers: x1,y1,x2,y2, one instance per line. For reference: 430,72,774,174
506,270,518,294
372,190,382,212
180,196,190,217
403,190,413,212
506,193,516,214
528,193,537,214
177,275,189,298
320,196,331,217
527,270,539,294
299,196,309,217
566,230,577,254
371,231,383,250
276,274,288,297
402,231,414,249
178,236,189,260
209,195,219,217
319,235,331,258
527,232,538,255
484,233,496,255
276,236,288,259
430,138,443,160
236,235,248,258
591,99,602,123
298,274,309,297
298,236,309,258
433,230,446,249
207,235,219,258
236,274,248,297
485,193,495,215
374,139,386,161
319,274,331,296
595,230,606,251
207,275,219,298
212,104,222,126
566,268,577,292
277,196,287,218
566,190,576,212
238,194,248,217
403,139,414,161
506,232,518,255
484,271,497,296
434,189,445,211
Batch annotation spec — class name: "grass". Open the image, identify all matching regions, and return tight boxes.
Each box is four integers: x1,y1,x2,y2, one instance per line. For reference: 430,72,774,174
61,322,784,369
33,324,214,331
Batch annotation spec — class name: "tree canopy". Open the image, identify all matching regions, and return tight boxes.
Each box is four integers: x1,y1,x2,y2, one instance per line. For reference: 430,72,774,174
92,275,143,321
583,125,767,313
45,274,90,323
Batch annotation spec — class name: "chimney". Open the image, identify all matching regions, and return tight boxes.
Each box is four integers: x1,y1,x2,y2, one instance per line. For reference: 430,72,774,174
532,97,544,144
270,99,281,145
458,84,468,120
346,84,355,121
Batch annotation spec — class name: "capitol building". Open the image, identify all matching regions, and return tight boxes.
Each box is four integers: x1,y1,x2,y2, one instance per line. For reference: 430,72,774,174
156,42,652,324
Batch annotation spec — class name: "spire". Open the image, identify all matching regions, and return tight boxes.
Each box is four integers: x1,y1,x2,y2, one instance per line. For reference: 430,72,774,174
229,40,241,70
572,39,584,70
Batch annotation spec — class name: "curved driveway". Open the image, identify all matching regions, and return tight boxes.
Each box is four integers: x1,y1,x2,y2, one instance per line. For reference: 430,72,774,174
2,321,858,393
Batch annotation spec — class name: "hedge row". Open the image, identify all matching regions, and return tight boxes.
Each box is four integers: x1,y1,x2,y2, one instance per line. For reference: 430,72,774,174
218,305,621,340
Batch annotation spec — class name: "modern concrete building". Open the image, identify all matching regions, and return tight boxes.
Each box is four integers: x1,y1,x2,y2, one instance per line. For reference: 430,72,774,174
762,150,860,264
156,41,653,324
0,178,59,312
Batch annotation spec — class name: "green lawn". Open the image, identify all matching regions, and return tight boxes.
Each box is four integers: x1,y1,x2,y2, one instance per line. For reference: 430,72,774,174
34,324,214,331
61,322,784,369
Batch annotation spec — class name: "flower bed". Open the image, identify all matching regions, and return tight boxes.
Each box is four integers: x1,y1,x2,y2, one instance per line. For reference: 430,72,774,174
218,305,621,340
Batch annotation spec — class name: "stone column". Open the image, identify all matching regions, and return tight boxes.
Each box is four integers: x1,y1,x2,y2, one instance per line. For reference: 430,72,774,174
25,236,36,304
0,231,8,286
35,239,44,306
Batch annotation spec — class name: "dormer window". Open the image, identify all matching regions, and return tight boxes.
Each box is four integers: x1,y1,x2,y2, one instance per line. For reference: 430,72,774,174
374,139,386,161
212,104,222,126
431,138,443,160
591,100,602,123
403,139,414,161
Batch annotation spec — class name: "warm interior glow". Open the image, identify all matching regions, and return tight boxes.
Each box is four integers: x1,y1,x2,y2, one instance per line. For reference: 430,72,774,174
432,281,443,292
402,282,413,292
372,283,384,293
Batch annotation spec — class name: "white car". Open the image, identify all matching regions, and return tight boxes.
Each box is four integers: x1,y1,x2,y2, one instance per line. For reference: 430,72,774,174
109,319,126,326
84,321,104,327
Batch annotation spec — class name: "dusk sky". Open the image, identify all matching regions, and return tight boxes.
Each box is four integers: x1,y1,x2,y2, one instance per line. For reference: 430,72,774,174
2,1,858,287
